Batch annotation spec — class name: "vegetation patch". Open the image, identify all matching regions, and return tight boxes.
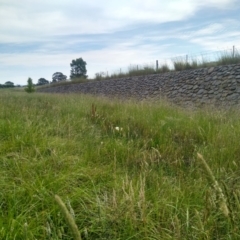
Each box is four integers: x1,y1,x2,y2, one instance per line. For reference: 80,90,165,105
1,90,240,239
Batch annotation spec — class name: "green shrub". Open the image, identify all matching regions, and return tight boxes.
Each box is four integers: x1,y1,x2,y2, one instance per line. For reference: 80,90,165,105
25,77,35,93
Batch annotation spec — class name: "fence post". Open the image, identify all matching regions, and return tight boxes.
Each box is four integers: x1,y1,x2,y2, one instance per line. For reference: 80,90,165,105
233,45,235,58
137,65,138,71
186,55,188,63
156,60,158,71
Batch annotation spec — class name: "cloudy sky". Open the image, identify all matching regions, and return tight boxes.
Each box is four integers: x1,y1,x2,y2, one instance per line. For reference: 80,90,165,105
1,0,240,85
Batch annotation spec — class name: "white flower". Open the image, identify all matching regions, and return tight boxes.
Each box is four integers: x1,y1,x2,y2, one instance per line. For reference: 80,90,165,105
115,126,123,131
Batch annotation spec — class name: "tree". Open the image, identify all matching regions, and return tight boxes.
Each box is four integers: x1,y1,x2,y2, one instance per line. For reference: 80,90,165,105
52,72,67,82
37,78,49,85
5,81,14,87
70,58,87,79
25,77,35,93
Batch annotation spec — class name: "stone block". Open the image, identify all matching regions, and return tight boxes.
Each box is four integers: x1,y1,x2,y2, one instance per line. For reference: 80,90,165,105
197,89,204,95
226,93,239,100
208,67,214,74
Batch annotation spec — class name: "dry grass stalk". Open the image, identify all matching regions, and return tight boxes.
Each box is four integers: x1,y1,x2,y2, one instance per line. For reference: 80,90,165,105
197,153,229,218
91,103,96,119
54,195,82,240
174,215,181,240
89,103,97,122
194,209,204,232
138,175,146,222
233,190,240,211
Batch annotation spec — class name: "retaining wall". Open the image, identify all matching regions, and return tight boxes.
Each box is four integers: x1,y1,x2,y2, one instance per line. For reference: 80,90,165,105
37,63,240,107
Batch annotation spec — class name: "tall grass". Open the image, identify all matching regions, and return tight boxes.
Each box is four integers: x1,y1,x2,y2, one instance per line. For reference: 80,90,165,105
218,49,240,65
172,57,199,71
93,49,240,81
1,90,240,239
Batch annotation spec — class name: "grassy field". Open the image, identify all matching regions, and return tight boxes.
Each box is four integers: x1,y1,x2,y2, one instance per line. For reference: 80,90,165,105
1,90,240,239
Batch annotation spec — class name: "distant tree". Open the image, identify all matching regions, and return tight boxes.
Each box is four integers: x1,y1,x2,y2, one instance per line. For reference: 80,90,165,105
5,81,14,87
37,78,49,85
25,77,35,93
52,72,67,82
70,58,87,79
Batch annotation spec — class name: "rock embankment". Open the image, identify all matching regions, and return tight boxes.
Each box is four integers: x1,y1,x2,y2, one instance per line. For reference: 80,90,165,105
37,63,240,107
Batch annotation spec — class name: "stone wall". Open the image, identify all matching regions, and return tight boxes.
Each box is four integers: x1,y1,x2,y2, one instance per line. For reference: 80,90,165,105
37,63,240,107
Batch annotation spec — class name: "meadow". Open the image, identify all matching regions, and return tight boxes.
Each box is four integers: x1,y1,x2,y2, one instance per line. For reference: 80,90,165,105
1,89,240,239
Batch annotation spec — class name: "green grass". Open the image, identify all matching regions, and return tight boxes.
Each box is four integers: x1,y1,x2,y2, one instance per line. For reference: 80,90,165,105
1,89,240,239
172,49,240,71
218,50,240,65
173,59,199,71
92,49,240,81
37,77,89,90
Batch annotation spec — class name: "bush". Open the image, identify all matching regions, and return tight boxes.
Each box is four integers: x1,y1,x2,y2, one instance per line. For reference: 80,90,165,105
25,78,35,93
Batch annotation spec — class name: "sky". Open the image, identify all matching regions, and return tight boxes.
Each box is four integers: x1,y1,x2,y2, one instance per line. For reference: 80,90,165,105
0,0,240,85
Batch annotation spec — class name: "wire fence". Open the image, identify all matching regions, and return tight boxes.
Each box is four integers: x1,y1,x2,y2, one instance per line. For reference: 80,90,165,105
170,45,238,66
97,45,239,78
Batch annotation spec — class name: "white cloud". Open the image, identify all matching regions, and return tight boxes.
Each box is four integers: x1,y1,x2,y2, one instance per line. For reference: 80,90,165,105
193,23,224,36
190,36,240,51
178,19,240,51
0,0,237,43
0,0,239,85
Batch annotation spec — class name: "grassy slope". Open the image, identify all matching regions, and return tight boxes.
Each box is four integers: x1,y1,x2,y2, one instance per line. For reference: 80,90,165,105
1,90,240,239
